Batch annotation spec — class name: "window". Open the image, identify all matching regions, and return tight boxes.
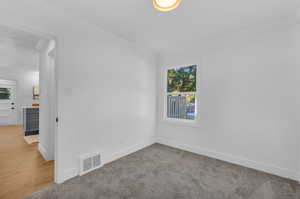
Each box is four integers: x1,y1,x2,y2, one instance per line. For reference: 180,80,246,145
0,88,11,100
166,65,197,120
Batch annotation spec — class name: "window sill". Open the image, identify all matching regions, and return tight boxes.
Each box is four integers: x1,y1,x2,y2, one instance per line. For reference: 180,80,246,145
160,118,200,128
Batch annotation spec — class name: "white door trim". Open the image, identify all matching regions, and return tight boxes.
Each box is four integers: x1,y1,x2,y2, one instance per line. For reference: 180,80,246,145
0,23,60,183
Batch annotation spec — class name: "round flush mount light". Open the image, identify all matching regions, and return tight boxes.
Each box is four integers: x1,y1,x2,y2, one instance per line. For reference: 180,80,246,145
153,0,181,12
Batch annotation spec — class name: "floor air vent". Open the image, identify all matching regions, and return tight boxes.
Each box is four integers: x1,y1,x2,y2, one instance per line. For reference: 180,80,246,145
80,152,102,175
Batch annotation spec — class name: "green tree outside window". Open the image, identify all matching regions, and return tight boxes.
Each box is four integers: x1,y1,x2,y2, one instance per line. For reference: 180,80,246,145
167,65,196,93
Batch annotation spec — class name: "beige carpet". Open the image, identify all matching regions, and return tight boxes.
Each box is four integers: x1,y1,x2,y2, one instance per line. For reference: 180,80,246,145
24,135,39,144
23,144,300,199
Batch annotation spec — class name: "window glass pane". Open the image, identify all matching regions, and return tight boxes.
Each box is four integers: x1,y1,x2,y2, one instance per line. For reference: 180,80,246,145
167,65,196,93
167,94,196,120
0,88,11,100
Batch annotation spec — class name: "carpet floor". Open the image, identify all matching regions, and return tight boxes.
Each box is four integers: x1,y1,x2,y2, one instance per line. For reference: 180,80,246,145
24,144,300,199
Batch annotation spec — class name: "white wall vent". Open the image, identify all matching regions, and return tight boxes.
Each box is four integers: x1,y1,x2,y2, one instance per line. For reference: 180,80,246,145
79,152,102,175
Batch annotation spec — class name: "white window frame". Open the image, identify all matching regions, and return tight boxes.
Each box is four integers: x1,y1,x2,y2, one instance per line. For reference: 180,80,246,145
162,64,200,127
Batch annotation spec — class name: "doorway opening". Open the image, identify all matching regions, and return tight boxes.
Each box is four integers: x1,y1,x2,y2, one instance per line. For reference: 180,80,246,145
0,25,57,199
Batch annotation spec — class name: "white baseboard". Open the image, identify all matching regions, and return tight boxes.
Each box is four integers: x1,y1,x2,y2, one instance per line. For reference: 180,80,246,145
57,140,155,183
56,168,78,184
157,138,298,181
102,140,155,165
38,144,52,161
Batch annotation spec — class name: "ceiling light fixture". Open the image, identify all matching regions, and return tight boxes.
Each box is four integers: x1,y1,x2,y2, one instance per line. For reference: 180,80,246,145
152,0,181,12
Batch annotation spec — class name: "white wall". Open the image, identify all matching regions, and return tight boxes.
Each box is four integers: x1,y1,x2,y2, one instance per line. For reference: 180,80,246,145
292,13,300,180
157,21,300,180
56,27,157,181
0,0,157,183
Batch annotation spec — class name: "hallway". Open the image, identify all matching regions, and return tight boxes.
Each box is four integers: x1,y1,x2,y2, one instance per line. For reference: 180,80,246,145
0,126,53,199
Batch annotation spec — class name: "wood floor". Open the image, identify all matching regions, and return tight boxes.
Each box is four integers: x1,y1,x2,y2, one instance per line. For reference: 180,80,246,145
0,125,54,199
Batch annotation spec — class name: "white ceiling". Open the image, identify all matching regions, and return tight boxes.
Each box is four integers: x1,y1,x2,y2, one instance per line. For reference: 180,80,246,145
49,0,300,52
0,25,41,49
0,25,40,71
